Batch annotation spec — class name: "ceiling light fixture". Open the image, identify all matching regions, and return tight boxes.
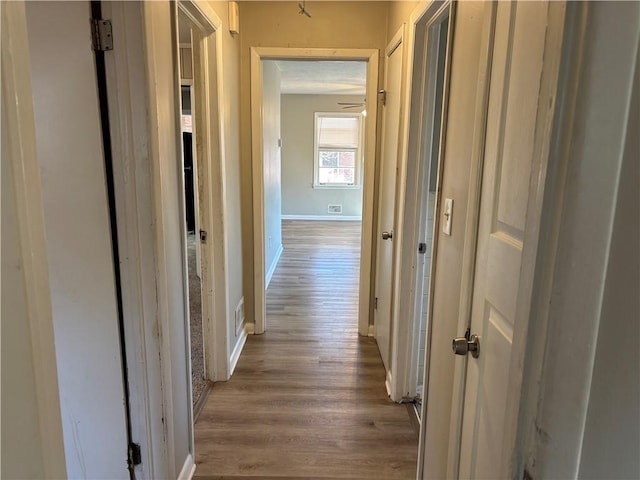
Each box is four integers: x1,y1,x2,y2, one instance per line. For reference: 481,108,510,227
298,1,311,18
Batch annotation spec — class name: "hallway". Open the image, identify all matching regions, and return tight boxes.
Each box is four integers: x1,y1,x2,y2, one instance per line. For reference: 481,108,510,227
194,220,418,478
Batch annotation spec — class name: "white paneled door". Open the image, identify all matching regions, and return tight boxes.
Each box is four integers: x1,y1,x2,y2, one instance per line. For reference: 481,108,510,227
375,30,404,374
458,1,553,478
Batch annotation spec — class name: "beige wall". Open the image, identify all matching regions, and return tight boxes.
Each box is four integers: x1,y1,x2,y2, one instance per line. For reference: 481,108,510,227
238,1,388,324
387,1,418,41
209,1,245,348
281,94,364,218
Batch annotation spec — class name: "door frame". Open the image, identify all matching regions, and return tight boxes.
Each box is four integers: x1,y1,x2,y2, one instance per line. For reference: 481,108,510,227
390,0,455,404
103,0,227,477
1,1,67,476
373,25,405,393
250,47,379,336
179,0,231,384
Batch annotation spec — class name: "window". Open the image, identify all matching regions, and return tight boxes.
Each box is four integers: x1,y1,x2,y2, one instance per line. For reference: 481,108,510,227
314,113,363,188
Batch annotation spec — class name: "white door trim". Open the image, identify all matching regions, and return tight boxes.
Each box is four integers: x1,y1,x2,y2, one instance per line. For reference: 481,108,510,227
178,0,231,383
390,0,454,404
1,2,67,476
103,0,226,477
250,47,379,336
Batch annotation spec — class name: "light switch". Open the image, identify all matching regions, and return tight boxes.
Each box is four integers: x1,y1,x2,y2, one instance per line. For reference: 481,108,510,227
443,198,453,236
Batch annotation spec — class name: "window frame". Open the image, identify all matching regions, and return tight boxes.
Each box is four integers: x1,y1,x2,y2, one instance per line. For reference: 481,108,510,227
313,112,364,189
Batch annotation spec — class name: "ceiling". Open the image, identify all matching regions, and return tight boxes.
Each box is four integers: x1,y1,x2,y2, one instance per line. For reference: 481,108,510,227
274,60,367,95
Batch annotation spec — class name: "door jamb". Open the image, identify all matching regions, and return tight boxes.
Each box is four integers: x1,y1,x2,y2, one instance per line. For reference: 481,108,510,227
250,47,379,336
103,0,227,477
390,0,454,404
178,0,230,383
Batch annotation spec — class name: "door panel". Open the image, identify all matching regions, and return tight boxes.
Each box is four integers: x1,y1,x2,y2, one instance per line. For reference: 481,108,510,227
458,2,548,478
375,33,403,372
25,1,129,478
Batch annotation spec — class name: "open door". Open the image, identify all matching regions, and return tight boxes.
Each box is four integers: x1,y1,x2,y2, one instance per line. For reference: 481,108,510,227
453,2,564,477
374,27,404,379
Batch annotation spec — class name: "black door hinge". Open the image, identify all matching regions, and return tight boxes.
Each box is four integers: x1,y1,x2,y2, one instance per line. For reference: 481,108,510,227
91,19,113,51
128,442,142,467
418,242,427,254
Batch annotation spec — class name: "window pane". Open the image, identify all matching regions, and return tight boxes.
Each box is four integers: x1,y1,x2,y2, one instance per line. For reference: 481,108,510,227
337,151,355,168
319,151,339,168
318,167,355,185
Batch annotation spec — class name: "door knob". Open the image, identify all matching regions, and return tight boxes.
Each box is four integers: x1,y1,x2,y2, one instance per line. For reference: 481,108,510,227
381,231,393,240
452,333,480,358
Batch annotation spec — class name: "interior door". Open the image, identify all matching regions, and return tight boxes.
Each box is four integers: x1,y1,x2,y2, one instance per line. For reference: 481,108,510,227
457,2,550,478
25,2,130,478
374,30,404,373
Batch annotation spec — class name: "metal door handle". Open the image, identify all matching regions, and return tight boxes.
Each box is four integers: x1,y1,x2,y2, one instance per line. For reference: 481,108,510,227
381,231,393,240
452,334,480,358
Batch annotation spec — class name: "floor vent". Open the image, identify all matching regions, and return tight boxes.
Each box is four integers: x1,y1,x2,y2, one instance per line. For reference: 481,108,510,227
328,204,343,214
235,297,245,334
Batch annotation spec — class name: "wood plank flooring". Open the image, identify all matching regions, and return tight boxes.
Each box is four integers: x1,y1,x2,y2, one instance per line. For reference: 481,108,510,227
194,220,418,479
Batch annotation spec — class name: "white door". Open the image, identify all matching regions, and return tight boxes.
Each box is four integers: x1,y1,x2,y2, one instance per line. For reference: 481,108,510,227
375,30,404,373
457,2,551,478
25,2,130,478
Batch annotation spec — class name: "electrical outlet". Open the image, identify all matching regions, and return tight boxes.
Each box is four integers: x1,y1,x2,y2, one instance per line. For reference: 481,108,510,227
328,204,342,214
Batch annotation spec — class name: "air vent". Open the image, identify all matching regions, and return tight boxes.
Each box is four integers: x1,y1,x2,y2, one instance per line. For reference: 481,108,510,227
235,297,245,335
328,204,342,214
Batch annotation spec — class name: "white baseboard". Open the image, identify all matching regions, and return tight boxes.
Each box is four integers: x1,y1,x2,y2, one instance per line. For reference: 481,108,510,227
177,453,196,480
265,243,283,289
281,214,362,221
229,325,248,377
385,370,393,398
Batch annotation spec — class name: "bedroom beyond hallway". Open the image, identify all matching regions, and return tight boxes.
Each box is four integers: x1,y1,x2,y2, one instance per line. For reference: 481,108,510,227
193,220,418,478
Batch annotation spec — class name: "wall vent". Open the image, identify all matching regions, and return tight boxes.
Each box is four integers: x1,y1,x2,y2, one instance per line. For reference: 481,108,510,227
235,297,245,335
328,204,343,214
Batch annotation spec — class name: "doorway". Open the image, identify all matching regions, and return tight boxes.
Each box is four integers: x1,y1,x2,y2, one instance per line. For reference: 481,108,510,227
411,7,451,418
250,48,379,337
177,9,209,418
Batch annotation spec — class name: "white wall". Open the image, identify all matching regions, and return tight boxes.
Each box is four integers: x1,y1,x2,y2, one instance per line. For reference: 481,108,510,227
263,61,283,281
281,94,364,218
25,2,129,478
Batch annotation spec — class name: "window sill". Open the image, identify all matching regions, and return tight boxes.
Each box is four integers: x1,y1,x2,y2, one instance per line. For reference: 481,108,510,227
312,184,362,190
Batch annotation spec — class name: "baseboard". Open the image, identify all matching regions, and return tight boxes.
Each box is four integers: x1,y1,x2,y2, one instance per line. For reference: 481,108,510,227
265,243,283,289
368,324,375,337
193,380,213,423
245,322,255,334
281,214,362,221
229,325,248,376
385,370,393,398
177,453,196,480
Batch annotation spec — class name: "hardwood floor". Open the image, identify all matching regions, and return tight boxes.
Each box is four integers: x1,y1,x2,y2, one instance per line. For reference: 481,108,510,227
194,220,418,479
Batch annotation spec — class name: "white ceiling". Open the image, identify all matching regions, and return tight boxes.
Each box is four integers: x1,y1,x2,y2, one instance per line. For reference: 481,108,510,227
274,60,367,95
